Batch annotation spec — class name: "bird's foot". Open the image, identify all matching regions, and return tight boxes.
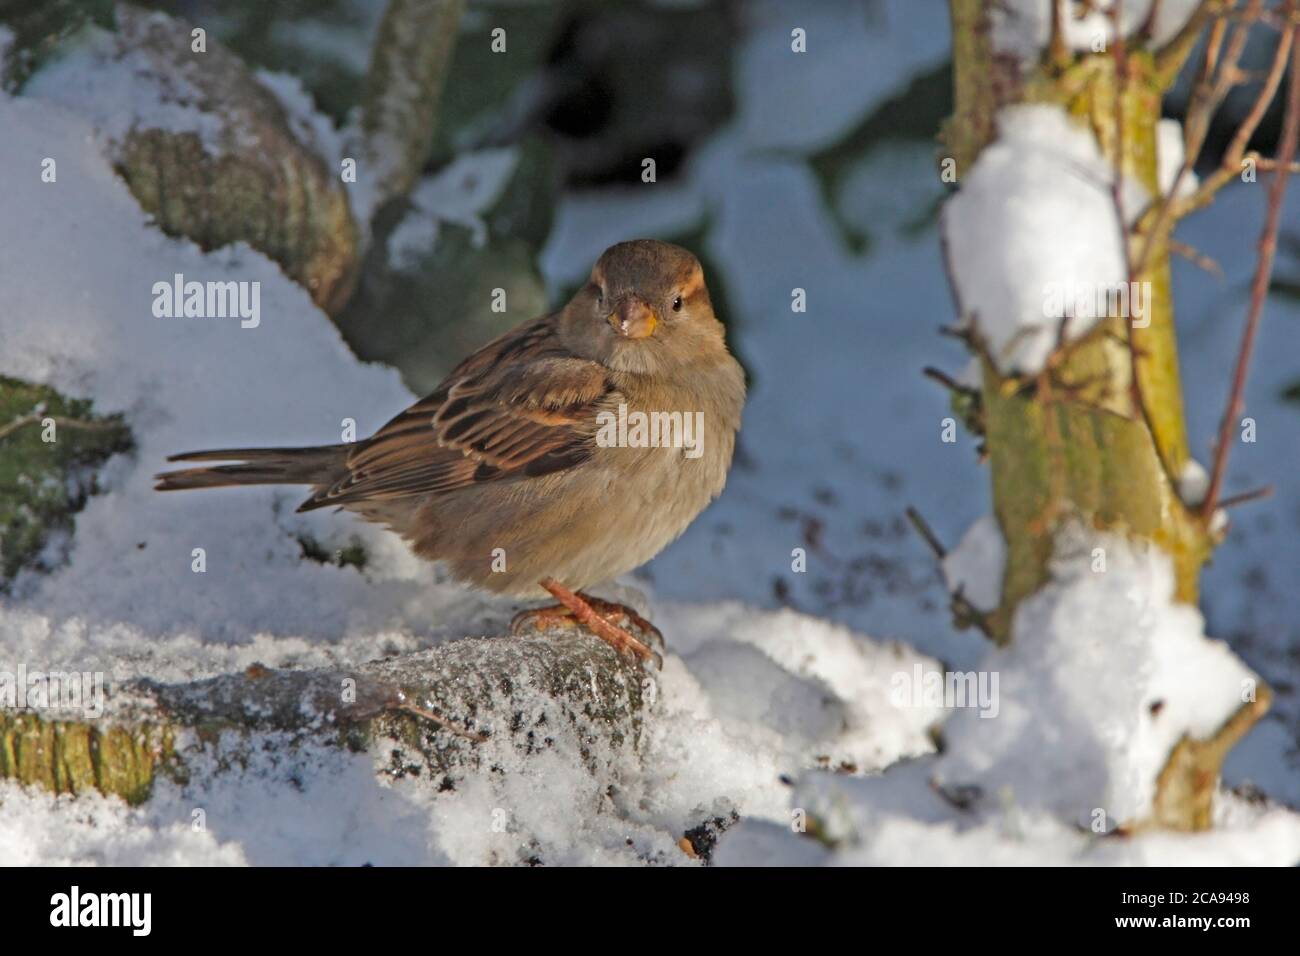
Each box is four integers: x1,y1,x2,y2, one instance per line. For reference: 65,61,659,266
512,578,663,668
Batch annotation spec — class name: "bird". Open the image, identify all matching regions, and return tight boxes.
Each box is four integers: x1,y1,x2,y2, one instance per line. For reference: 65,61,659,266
155,239,745,665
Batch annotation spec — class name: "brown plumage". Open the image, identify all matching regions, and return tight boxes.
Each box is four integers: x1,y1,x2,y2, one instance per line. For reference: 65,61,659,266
156,240,746,604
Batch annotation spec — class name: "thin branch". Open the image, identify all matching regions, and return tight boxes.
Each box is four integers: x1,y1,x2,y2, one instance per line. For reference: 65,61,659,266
1169,239,1225,276
1202,10,1300,517
1256,157,1300,170
357,0,466,219
399,703,488,744
1218,484,1275,508
923,365,978,396
1049,0,1071,69
1154,0,1229,78
1223,20,1295,171
1134,0,1267,277
905,506,947,560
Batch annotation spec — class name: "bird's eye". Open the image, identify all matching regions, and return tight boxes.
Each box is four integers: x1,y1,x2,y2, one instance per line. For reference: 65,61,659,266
672,295,683,312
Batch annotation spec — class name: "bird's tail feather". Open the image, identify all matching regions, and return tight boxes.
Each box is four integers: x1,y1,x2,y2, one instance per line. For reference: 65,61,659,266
154,445,346,492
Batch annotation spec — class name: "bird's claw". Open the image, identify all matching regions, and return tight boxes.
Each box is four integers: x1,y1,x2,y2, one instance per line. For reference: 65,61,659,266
518,580,664,669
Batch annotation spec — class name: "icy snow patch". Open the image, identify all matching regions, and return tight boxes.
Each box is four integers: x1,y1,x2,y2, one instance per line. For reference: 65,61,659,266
0,603,944,865
717,776,1300,866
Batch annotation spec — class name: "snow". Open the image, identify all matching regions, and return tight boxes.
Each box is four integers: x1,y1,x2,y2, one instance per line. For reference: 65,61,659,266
993,0,1202,62
941,516,1005,612
716,782,1300,866
3,0,1298,866
0,92,448,657
940,526,1257,825
956,357,981,389
942,104,1148,375
714,530,1299,866
386,147,519,267
1148,0,1205,49
254,69,345,173
23,14,231,155
1176,457,1210,506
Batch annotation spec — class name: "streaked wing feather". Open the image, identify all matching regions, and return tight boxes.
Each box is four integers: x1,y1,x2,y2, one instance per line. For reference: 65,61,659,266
297,318,616,511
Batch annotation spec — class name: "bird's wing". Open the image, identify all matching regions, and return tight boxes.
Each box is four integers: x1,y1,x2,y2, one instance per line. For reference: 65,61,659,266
297,317,618,512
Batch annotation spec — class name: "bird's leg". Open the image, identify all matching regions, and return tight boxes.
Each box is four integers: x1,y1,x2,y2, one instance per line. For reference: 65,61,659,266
511,578,662,667
509,600,664,648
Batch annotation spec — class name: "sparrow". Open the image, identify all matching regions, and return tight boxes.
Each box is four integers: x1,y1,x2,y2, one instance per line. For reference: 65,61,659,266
156,239,746,665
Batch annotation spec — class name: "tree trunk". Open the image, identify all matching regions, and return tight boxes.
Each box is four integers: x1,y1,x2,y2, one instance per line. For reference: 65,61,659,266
942,0,1267,830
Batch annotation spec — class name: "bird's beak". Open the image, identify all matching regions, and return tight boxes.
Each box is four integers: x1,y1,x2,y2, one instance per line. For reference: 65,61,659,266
608,295,657,339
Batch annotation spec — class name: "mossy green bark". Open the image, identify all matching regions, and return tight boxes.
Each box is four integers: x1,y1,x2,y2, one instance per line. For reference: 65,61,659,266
0,376,133,588
0,714,171,805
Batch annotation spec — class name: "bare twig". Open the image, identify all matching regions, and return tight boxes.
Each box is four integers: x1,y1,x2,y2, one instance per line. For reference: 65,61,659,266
1222,19,1295,172
1140,0,1165,43
905,506,947,560
1169,239,1225,276
1218,484,1275,508
1049,0,1071,69
1154,0,1229,77
1202,11,1300,517
1134,0,1268,277
907,503,996,636
400,703,489,744
1256,157,1300,170
923,366,978,396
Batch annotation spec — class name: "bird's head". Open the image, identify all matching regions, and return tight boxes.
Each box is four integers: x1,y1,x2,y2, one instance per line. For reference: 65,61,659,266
561,239,726,375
